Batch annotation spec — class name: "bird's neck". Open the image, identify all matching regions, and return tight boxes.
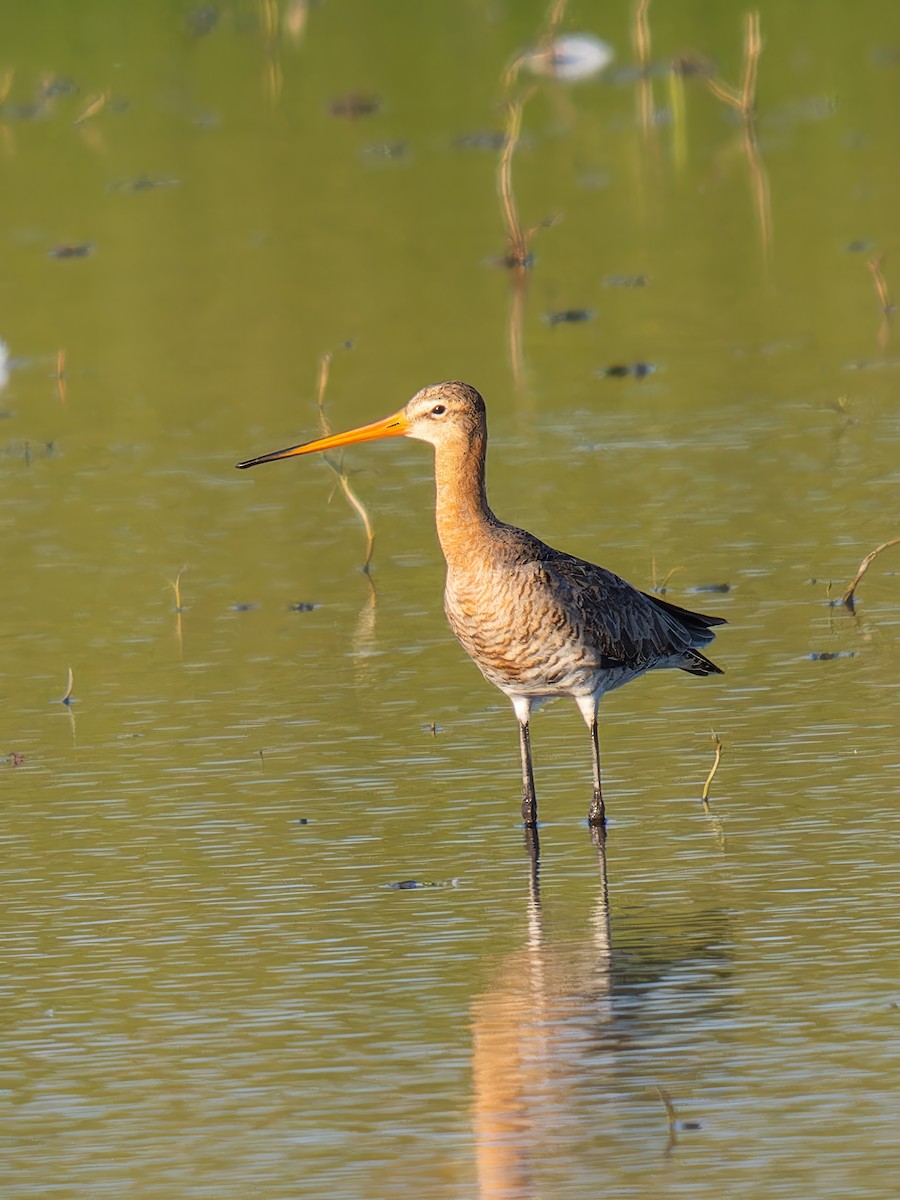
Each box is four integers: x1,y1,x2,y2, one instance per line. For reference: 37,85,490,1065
432,432,496,568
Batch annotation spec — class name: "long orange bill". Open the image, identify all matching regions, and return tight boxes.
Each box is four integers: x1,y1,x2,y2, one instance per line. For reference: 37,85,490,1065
236,409,409,469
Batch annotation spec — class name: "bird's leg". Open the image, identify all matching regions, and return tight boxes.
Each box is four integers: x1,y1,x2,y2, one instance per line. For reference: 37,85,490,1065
588,717,605,828
518,718,538,826
511,696,538,825
575,696,606,828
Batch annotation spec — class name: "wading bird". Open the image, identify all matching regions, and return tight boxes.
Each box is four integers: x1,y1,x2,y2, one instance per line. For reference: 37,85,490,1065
237,382,725,828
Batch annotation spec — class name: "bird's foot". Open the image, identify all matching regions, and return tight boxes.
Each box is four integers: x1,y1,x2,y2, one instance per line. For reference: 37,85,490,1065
588,790,606,829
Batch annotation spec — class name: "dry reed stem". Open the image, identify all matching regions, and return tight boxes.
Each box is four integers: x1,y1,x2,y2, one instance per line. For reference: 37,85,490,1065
739,11,761,116
508,263,527,391
842,537,900,611
57,666,75,705
503,0,568,91
656,1086,678,1154
0,69,13,105
163,565,188,612
316,352,376,574
498,96,528,266
259,0,278,41
868,254,893,312
701,730,722,808
56,348,67,403
650,559,684,593
705,13,771,259
705,9,761,121
633,0,654,134
868,254,894,348
705,76,742,109
742,122,773,260
543,0,568,44
73,91,108,125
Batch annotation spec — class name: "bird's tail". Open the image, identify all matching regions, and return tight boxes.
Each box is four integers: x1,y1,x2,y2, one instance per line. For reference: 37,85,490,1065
645,592,727,645
679,649,724,676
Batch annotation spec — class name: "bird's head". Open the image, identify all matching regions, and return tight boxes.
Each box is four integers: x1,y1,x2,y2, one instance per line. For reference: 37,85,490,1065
236,380,486,469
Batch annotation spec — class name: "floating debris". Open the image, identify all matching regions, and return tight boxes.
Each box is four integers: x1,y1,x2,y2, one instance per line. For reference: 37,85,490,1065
521,34,614,82
43,76,79,99
545,308,593,327
688,583,732,594
846,239,874,254
231,602,260,612
3,439,56,462
330,94,380,119
871,45,900,67
672,53,716,79
603,273,649,288
6,752,25,767
110,176,180,193
498,250,535,271
49,243,93,259
186,5,219,37
596,362,656,379
362,141,406,160
578,169,611,190
288,601,318,612
844,357,900,371
453,131,507,151
5,102,48,120
807,651,858,661
385,878,459,890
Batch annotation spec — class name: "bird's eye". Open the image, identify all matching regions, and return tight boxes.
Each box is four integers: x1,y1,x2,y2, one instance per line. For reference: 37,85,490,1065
430,404,446,417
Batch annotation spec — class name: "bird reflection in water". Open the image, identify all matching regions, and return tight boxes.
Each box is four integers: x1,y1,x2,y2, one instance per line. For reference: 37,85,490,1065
471,828,612,1198
470,829,725,1197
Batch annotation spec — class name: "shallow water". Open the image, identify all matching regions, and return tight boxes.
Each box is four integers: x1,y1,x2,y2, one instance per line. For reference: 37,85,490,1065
2,2,900,1197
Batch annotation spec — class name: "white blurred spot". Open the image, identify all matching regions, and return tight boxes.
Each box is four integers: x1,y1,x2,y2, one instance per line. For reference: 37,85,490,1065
522,35,614,82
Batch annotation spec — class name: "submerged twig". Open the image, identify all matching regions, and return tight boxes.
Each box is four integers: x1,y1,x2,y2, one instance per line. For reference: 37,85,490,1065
316,352,375,574
841,537,900,612
701,730,723,810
